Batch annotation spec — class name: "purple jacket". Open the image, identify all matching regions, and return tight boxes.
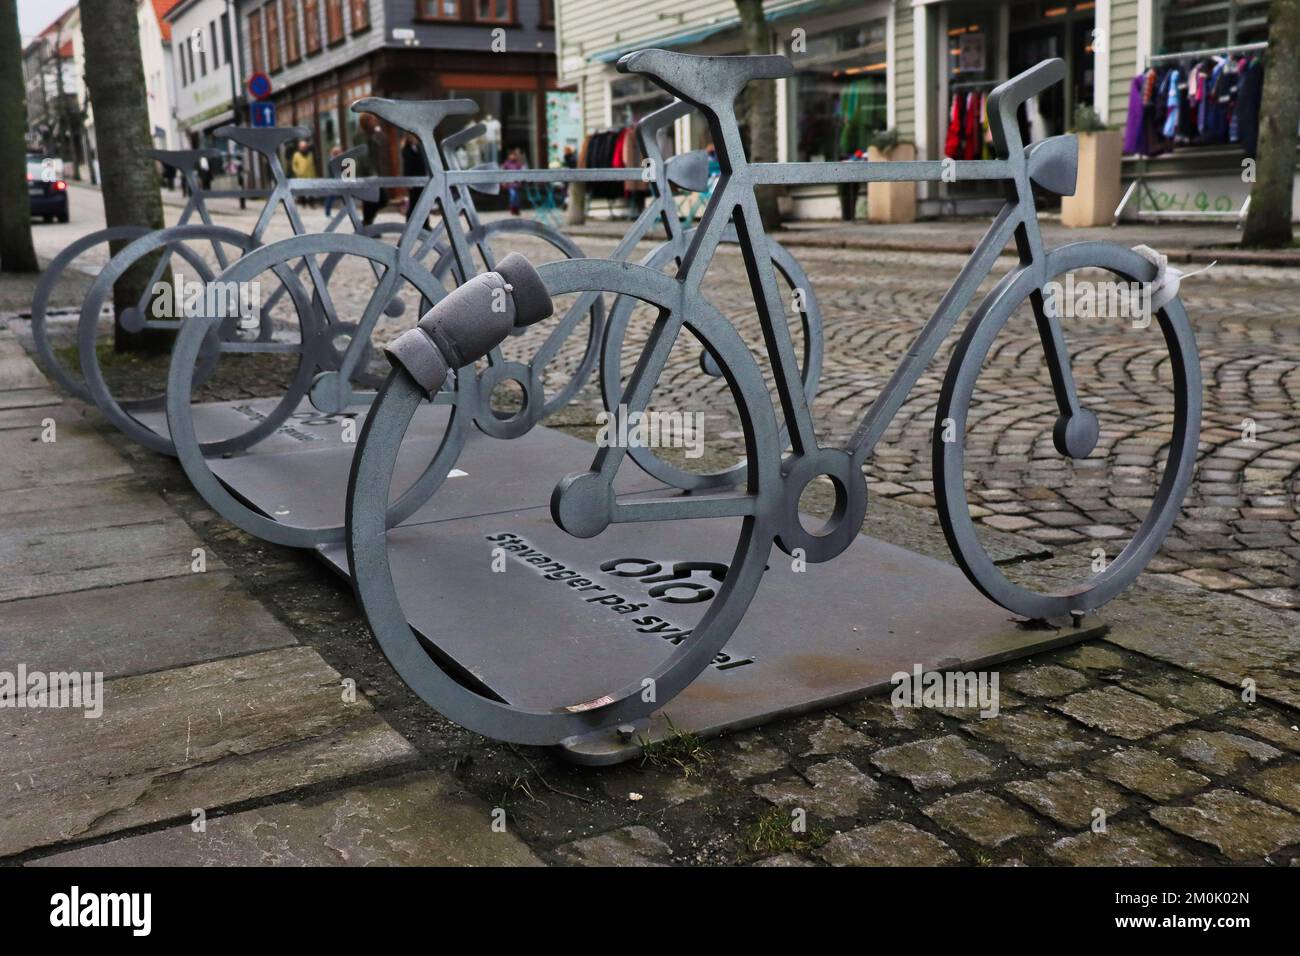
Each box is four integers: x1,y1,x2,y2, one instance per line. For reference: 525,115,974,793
1122,74,1147,155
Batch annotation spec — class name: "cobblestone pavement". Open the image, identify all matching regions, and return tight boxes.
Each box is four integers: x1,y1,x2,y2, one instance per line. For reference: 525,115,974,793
6,190,1299,866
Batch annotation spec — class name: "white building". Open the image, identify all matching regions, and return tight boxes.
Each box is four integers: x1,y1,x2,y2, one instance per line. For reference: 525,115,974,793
138,0,183,149
165,0,245,148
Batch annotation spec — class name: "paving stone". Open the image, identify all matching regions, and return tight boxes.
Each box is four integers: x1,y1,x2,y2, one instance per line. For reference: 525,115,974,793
1225,714,1300,753
962,709,1094,768
29,772,540,866
1178,568,1253,590
1058,644,1128,672
753,758,879,819
1242,762,1300,815
1004,771,1126,829
800,715,875,756
0,646,417,858
0,402,66,431
1090,748,1211,801
1047,823,1199,866
0,418,130,491
1054,686,1194,740
1239,588,1300,610
0,387,62,411
725,732,789,780
1154,729,1283,777
1127,673,1240,716
553,825,672,866
752,852,815,867
0,335,48,390
0,572,295,679
848,696,924,730
1003,665,1089,699
0,478,220,602
1151,790,1300,862
982,514,1037,532
922,791,1045,847
599,769,709,808
815,821,959,867
870,735,997,791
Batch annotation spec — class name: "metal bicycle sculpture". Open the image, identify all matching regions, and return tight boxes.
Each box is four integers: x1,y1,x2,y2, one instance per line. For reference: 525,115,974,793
30,145,272,402
72,123,446,456
163,96,823,550
347,52,1201,746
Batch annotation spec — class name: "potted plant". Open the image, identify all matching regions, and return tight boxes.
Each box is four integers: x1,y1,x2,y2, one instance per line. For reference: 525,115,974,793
865,129,917,224
1061,105,1123,227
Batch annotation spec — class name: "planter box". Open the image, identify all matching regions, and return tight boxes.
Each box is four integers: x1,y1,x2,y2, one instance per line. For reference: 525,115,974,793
867,143,917,223
1062,129,1122,227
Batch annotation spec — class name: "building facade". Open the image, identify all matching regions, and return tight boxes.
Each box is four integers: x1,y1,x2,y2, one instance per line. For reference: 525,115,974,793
557,0,1291,220
166,0,247,148
233,0,557,183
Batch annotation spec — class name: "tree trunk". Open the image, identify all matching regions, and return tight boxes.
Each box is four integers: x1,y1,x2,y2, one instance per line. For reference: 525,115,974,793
1241,0,1299,248
80,0,171,350
0,0,39,273
735,0,782,230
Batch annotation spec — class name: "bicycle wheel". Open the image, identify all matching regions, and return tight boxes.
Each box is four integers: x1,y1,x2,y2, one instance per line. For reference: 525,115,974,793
77,225,307,455
600,231,823,490
430,217,606,432
30,226,152,401
347,256,780,745
167,231,464,549
934,241,1201,620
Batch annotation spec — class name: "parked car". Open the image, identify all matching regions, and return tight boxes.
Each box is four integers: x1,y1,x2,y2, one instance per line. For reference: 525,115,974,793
27,154,68,222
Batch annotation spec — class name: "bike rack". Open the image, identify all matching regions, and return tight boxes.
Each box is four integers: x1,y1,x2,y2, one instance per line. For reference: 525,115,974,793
333,55,1173,764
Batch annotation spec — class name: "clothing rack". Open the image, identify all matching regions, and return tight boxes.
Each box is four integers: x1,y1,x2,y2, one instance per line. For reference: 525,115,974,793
1145,41,1267,69
1115,41,1268,227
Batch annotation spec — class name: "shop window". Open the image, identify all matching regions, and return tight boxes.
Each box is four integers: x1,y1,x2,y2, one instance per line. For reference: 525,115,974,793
247,9,264,74
787,19,888,162
304,0,321,53
540,0,553,26
350,0,370,31
265,1,282,72
447,89,536,167
326,0,344,43
285,0,301,63
610,74,672,128
1159,0,1269,51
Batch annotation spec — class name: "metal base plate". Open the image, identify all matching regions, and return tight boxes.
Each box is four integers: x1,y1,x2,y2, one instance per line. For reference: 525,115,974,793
188,402,1105,766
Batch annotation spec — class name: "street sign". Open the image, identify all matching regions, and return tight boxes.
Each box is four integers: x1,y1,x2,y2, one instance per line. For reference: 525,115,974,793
247,72,272,101
250,101,276,128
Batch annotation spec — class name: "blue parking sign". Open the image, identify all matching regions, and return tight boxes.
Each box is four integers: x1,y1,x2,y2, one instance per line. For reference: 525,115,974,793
250,102,277,128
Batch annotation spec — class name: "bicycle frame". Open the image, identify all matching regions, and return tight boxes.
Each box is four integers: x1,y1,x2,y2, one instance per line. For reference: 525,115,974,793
609,55,1087,472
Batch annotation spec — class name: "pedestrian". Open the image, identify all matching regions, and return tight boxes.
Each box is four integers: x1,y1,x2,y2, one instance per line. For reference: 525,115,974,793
322,145,344,218
291,139,317,207
502,147,524,216
357,117,391,227
401,133,429,230
197,154,213,191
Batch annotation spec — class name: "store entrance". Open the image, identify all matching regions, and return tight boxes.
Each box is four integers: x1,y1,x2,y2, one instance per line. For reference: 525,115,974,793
1008,4,1095,141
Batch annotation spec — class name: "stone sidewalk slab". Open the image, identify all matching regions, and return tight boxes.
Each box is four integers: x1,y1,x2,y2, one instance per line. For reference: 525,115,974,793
0,646,417,858
0,477,220,602
29,771,541,867
0,332,48,391
0,414,130,491
0,571,296,680
0,403,65,431
0,387,62,412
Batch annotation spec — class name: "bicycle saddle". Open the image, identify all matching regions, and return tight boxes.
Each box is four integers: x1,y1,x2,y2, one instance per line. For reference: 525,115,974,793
352,98,477,145
617,50,794,111
665,150,710,193
328,144,367,177
217,125,309,157
144,148,221,173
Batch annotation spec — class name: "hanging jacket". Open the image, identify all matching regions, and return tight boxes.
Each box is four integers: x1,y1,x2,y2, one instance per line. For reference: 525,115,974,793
1123,73,1146,155
944,92,964,160
963,92,981,160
